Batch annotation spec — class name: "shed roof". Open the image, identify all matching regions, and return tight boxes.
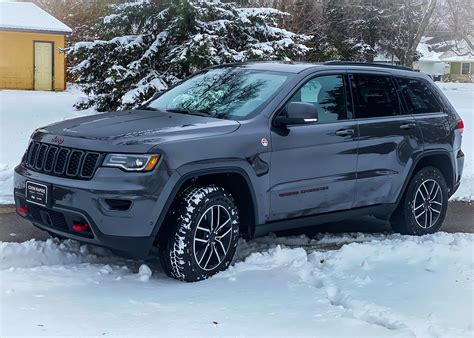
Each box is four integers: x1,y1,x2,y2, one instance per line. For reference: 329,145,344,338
0,2,72,34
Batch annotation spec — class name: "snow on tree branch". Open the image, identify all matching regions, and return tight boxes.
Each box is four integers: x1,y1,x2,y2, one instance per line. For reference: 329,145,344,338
68,0,310,112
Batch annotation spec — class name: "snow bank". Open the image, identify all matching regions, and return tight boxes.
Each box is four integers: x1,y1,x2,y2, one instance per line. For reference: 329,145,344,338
1,233,472,336
0,88,95,203
0,238,115,270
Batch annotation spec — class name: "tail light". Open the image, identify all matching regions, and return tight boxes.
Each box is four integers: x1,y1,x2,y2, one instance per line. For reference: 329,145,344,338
456,119,464,133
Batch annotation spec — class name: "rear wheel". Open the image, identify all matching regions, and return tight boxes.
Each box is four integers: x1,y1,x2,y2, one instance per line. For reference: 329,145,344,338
158,185,240,282
390,166,448,235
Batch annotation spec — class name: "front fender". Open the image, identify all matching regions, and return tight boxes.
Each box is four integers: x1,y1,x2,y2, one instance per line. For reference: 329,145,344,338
150,159,269,239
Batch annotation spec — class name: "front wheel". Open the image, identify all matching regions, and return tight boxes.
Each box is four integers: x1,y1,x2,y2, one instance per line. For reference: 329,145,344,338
159,185,240,282
390,166,448,235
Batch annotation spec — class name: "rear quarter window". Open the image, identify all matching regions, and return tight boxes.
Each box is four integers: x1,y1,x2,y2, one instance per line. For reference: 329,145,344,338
396,77,443,114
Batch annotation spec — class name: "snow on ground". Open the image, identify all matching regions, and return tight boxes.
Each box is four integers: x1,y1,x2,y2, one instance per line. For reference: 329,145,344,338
0,85,473,336
436,83,474,201
1,233,473,336
0,88,95,203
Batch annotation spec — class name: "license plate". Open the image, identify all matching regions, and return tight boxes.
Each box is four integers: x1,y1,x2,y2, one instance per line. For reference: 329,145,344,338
26,181,49,206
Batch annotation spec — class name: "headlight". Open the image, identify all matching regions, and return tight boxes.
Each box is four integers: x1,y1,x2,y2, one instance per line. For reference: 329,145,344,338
103,154,160,172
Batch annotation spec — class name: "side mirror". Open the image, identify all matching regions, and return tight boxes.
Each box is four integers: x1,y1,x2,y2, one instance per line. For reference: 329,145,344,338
274,102,318,127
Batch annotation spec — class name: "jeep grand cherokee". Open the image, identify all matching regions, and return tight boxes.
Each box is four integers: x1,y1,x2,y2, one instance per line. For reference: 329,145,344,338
14,61,464,281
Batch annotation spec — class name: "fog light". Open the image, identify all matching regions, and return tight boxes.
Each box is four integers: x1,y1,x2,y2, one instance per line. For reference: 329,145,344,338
72,222,90,232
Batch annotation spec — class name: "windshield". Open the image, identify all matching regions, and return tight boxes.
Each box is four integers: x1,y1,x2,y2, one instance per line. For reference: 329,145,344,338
148,68,291,120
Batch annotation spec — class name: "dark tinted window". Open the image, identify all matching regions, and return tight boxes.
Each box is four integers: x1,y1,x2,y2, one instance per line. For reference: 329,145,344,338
396,77,443,114
287,75,348,122
352,74,400,118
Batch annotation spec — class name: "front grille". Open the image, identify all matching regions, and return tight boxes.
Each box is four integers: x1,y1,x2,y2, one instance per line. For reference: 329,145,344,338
24,141,102,180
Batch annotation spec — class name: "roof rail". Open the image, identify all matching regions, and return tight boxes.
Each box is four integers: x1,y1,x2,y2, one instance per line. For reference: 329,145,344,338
323,61,414,72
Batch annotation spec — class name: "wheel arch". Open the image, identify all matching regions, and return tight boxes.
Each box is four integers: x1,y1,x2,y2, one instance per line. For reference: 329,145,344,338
397,150,455,203
152,165,260,242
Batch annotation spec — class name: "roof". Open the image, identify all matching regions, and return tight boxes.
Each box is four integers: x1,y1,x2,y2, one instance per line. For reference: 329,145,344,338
417,37,474,63
0,2,72,34
440,55,474,62
211,61,422,78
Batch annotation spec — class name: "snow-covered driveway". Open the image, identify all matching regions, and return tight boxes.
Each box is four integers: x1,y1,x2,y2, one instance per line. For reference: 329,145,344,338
1,233,473,336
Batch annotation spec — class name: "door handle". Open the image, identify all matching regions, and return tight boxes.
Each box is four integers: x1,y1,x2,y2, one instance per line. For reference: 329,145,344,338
335,129,354,136
400,123,416,130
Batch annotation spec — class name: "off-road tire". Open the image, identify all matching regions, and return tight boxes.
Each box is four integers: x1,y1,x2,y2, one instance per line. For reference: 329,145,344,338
158,185,240,282
390,166,448,235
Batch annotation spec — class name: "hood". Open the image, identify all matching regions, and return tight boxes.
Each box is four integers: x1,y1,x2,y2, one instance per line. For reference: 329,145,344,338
34,109,241,152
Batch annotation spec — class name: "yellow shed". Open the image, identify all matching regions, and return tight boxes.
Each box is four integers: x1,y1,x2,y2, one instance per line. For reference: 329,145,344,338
0,2,72,91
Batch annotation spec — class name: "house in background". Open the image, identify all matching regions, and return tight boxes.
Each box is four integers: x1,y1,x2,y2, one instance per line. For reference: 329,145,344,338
443,55,474,82
376,37,473,82
0,2,72,91
414,38,473,82
413,38,448,81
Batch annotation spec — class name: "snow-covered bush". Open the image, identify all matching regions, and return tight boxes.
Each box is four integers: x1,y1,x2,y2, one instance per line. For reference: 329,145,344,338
68,0,310,111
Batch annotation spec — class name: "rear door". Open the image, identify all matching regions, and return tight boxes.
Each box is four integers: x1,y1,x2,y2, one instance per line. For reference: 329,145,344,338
269,73,359,220
395,76,452,151
350,72,423,207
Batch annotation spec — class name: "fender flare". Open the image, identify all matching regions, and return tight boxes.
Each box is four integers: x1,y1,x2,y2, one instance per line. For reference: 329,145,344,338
396,149,455,203
150,162,261,238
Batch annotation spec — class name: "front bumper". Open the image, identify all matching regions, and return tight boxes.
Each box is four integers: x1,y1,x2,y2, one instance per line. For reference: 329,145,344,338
14,163,179,259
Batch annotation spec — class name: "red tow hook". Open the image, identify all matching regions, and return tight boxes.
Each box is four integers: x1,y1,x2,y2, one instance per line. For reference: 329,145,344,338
72,222,90,232
17,206,28,217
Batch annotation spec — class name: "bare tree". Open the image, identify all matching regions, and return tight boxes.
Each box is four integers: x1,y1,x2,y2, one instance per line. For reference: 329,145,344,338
433,0,474,52
379,0,438,67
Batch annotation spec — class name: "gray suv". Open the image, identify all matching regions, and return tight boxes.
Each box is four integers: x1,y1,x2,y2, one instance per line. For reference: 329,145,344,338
14,62,465,281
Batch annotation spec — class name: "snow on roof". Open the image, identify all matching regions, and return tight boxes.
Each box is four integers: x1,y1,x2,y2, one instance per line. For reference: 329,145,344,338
417,38,444,62
440,54,474,62
0,2,72,34
417,37,474,63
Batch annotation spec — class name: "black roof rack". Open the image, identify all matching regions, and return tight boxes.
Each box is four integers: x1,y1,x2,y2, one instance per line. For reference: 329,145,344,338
323,61,414,72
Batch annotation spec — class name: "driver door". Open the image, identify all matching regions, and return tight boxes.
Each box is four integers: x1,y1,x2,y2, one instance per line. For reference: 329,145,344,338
269,73,359,220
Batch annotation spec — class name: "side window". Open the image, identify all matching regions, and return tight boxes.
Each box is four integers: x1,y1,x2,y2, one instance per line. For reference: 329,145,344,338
396,77,443,114
287,75,348,123
351,74,400,118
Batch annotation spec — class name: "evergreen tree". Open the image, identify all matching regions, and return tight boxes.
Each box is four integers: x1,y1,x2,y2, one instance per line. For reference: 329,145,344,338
69,0,310,111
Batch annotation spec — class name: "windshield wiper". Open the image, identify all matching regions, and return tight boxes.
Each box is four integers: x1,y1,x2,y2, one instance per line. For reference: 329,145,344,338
166,108,216,118
137,105,158,111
